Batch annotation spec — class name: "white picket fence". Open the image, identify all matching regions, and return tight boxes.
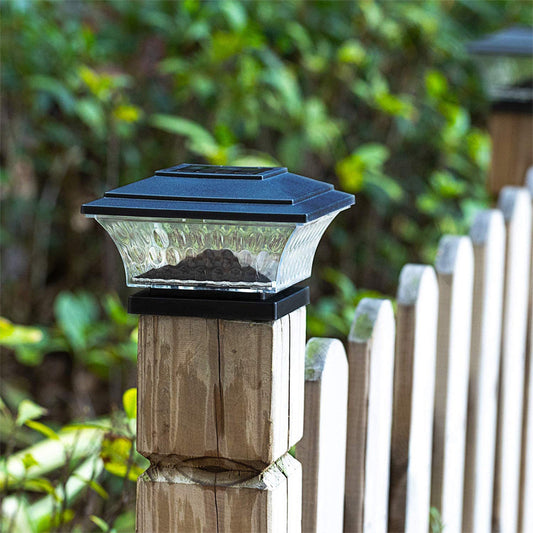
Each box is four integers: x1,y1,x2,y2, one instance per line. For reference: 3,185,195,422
297,168,533,533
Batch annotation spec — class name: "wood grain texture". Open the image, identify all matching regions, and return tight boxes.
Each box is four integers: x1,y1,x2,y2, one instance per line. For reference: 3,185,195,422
137,315,220,459
388,265,438,533
297,338,348,533
519,168,533,533
289,308,306,449
137,456,297,533
344,298,395,533
489,113,533,194
217,315,289,466
137,311,304,469
276,453,303,533
493,187,532,533
431,236,473,532
463,210,505,533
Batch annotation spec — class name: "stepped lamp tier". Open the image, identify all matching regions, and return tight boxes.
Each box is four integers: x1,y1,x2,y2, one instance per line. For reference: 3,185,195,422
468,26,533,112
81,164,355,295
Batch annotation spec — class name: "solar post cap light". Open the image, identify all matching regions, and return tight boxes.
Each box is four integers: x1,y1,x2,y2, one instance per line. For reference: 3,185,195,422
468,26,533,112
469,27,533,194
82,163,354,320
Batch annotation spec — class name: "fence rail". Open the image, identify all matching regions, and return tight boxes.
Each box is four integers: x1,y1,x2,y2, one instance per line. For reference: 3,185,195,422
298,167,533,533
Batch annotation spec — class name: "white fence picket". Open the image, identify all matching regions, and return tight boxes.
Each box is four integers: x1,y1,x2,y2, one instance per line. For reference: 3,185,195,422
297,338,348,533
431,235,474,532
463,209,506,533
388,265,438,533
344,299,395,533
494,187,532,533
519,168,533,533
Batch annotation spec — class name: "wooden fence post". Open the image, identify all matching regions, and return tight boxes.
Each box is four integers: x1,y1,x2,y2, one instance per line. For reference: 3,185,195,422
463,209,506,533
136,308,306,532
388,265,438,533
344,298,395,533
431,236,473,532
297,338,348,533
519,168,533,533
493,187,532,533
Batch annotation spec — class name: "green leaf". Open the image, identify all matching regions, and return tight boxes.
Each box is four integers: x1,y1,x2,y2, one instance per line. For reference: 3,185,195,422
14,345,45,366
150,114,219,157
337,40,366,65
51,509,75,528
430,170,466,198
354,143,390,168
102,294,131,326
29,75,75,113
122,388,137,420
425,70,448,99
374,91,414,120
25,420,60,440
22,453,39,470
0,317,44,346
336,155,364,192
75,98,106,139
364,173,404,202
23,477,59,500
220,0,247,31
54,291,99,352
63,421,113,432
74,475,109,499
91,515,110,532
113,104,142,123
112,510,136,532
466,129,491,171
430,506,444,533
16,400,47,426
101,436,145,481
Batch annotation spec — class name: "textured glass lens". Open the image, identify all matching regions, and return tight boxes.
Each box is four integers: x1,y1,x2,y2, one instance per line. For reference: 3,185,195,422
96,213,339,292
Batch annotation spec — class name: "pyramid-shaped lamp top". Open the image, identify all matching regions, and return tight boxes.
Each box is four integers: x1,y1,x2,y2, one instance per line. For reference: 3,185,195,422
82,164,355,293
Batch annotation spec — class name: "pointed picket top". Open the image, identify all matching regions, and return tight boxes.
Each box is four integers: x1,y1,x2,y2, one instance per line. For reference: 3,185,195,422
432,235,474,532
345,299,395,533
494,186,532,533
463,209,505,533
298,338,349,533
389,264,438,533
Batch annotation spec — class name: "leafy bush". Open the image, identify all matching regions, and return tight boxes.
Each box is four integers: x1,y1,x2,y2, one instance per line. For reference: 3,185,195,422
0,388,145,533
1,291,141,532
2,0,531,326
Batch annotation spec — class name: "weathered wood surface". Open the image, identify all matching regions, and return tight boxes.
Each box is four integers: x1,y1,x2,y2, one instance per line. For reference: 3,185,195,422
344,298,395,533
137,315,219,460
463,210,505,533
297,338,348,533
519,168,533,533
137,454,300,533
288,308,306,449
493,187,532,533
431,236,473,532
489,112,533,194
276,453,303,533
217,315,290,465
137,310,305,469
388,265,438,533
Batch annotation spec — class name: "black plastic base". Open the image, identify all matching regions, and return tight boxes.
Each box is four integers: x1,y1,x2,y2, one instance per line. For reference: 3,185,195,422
128,285,309,321
492,99,533,114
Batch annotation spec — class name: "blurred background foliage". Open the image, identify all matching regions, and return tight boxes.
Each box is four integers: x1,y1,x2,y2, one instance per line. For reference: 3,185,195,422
1,0,531,530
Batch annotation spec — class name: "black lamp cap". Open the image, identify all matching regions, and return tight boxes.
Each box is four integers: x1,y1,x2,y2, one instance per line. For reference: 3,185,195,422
81,164,355,223
468,26,533,56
